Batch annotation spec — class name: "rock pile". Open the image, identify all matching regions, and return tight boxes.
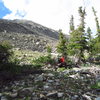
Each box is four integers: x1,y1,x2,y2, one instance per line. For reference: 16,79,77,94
0,32,57,52
0,68,99,100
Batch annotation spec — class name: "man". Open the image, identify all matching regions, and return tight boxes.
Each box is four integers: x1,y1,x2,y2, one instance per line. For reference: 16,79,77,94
58,56,66,67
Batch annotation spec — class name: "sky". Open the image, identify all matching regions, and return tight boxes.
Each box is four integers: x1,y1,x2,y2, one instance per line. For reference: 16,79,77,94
0,0,100,34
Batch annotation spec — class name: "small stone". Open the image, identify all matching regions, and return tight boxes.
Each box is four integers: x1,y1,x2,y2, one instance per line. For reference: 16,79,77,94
9,92,18,98
83,94,92,100
36,42,39,45
57,92,64,97
95,97,100,100
44,85,49,89
71,95,79,100
0,93,2,96
55,82,60,86
0,93,2,100
1,96,7,100
46,92,57,97
40,94,45,98
35,75,44,81
44,85,53,91
18,87,33,97
74,95,78,98
47,80,54,83
31,97,39,100
48,73,54,77
32,92,35,96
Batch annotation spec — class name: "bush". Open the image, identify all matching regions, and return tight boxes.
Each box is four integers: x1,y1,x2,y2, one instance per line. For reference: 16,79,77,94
91,81,100,89
32,55,54,67
0,41,13,64
0,41,21,74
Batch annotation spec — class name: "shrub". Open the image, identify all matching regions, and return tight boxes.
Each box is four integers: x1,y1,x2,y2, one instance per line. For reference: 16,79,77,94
91,81,100,89
0,41,21,74
0,41,13,64
32,55,54,67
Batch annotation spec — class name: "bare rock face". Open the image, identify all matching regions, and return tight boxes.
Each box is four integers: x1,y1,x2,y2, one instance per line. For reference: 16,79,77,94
0,19,59,51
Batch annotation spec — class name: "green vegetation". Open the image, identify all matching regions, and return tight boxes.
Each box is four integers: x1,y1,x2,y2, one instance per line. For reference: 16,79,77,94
14,49,44,65
57,67,66,72
32,55,55,67
0,41,13,64
56,6,100,65
68,7,87,64
91,81,100,89
92,7,100,55
57,30,68,63
0,41,21,74
68,6,100,65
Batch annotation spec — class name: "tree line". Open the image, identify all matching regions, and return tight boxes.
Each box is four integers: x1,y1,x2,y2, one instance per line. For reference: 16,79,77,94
57,6,100,65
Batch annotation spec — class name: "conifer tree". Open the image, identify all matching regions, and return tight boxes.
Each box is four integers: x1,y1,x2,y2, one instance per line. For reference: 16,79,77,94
69,15,75,33
92,7,100,36
86,27,94,57
78,7,86,32
92,7,100,54
68,15,76,55
57,30,68,63
87,27,92,42
68,7,87,64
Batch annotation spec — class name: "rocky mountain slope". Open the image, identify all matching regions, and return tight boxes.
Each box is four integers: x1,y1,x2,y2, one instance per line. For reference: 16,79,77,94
0,19,60,51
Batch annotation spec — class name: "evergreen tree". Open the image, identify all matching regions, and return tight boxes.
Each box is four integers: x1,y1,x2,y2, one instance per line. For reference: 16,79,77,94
92,7,100,54
68,7,87,64
92,7,100,36
69,15,75,33
78,7,86,32
86,27,94,57
46,45,52,58
57,30,68,63
68,15,76,56
87,27,92,42
76,7,87,63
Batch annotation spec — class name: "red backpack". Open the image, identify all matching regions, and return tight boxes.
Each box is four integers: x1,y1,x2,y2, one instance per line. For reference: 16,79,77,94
60,57,65,62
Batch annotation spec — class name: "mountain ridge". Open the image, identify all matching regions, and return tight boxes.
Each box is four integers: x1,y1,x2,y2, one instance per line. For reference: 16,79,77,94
0,19,59,51
0,19,59,39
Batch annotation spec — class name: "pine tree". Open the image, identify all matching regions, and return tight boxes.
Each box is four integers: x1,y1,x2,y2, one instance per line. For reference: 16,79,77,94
87,27,92,42
68,7,87,64
92,7,100,36
69,15,75,33
46,45,52,58
68,15,76,56
92,7,100,54
77,7,87,63
86,27,94,57
56,30,68,63
78,7,86,32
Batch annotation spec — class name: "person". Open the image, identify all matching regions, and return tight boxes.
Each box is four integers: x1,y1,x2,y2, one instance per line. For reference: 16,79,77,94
58,56,66,67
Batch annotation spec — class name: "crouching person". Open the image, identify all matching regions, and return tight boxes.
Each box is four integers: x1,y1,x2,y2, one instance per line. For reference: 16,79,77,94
58,56,66,67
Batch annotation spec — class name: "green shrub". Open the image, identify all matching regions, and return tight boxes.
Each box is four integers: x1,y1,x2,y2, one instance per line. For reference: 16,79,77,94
57,67,66,72
46,45,52,54
9,55,20,65
32,55,54,67
0,41,21,74
91,81,100,89
0,41,13,63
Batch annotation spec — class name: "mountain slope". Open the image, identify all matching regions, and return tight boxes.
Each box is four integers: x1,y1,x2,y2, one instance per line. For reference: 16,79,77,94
0,19,59,51
0,19,59,39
